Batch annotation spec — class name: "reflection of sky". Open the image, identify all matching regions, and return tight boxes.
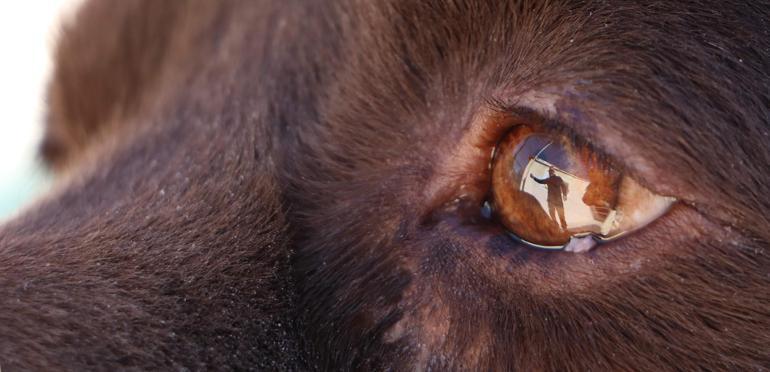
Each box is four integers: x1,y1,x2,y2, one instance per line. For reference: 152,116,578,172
512,135,587,181
521,160,601,230
511,136,551,176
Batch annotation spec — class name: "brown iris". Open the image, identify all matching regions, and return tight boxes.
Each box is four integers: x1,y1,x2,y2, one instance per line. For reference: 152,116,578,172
489,126,674,250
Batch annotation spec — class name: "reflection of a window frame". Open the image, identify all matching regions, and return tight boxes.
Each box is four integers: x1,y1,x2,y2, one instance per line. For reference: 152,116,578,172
512,143,626,250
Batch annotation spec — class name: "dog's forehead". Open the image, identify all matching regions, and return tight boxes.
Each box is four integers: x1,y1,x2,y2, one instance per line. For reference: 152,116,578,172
329,0,766,124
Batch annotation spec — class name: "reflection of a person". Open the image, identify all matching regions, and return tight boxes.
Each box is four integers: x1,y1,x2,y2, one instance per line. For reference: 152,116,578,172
530,167,569,230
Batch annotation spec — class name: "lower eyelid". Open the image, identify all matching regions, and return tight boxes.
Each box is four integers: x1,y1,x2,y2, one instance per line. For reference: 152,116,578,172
419,177,718,292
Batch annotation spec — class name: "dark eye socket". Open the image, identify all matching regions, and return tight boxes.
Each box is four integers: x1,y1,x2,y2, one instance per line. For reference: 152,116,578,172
487,124,675,253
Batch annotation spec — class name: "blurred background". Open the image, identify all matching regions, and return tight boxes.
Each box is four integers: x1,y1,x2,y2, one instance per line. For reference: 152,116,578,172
0,1,82,221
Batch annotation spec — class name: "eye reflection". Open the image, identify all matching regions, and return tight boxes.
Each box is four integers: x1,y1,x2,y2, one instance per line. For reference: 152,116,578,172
489,126,675,251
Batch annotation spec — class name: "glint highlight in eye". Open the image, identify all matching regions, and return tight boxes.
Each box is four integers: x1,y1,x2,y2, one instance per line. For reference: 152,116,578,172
489,125,675,252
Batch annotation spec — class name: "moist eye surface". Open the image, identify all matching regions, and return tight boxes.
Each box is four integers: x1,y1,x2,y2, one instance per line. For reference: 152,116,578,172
489,125,675,251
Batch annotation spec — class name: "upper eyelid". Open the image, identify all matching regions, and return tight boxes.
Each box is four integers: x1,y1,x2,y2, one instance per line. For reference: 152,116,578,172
488,101,621,168
487,89,692,194
485,101,675,198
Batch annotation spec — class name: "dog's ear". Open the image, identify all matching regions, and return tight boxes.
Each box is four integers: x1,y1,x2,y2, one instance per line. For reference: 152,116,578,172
43,0,171,170
42,0,220,171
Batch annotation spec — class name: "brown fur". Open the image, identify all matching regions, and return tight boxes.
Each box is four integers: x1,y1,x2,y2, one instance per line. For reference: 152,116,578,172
1,0,769,370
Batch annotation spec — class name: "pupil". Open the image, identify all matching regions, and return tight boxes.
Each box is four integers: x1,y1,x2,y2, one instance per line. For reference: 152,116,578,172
491,127,624,249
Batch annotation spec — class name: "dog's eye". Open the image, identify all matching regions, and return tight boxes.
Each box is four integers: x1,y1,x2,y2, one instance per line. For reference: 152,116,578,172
488,125,675,252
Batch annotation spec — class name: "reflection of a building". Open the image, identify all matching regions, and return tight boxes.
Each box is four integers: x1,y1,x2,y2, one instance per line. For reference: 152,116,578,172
520,157,620,236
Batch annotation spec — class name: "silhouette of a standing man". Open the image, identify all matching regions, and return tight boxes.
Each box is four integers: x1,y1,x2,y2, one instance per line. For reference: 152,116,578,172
530,167,569,230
